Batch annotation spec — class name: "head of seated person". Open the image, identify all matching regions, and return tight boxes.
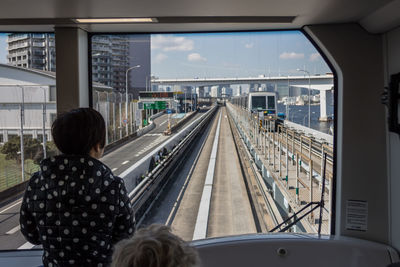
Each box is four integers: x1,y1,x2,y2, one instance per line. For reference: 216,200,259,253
52,107,105,158
112,224,199,267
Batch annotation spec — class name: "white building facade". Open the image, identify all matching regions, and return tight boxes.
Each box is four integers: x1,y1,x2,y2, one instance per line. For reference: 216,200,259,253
0,64,111,143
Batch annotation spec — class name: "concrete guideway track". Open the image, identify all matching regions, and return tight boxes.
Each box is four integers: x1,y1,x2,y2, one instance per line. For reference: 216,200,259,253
172,107,257,240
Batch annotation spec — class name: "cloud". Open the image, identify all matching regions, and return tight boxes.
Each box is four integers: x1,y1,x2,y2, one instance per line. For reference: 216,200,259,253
187,53,207,62
279,52,305,60
309,52,321,61
154,53,168,63
245,43,254,49
151,35,194,52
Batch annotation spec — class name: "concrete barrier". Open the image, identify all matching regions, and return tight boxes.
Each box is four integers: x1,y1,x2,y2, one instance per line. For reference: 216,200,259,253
120,107,217,192
169,111,197,133
0,180,28,205
284,120,333,145
150,111,164,120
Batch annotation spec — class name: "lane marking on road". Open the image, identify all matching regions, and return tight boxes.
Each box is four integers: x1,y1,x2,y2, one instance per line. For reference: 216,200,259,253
0,200,22,214
121,160,129,165
192,110,222,240
6,225,21,235
112,168,118,172
134,137,168,158
18,242,35,250
159,121,167,126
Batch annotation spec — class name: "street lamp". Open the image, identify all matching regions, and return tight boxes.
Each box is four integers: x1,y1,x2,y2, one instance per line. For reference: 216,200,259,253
287,75,290,121
126,65,141,135
297,68,311,128
303,114,308,126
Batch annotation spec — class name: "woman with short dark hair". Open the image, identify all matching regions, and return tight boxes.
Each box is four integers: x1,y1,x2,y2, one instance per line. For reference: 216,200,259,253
20,108,135,267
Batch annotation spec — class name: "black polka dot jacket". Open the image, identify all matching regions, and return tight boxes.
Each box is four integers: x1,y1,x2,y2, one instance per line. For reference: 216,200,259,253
20,155,135,267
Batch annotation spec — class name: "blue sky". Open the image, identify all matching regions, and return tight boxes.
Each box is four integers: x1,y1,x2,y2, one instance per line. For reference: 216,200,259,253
0,31,331,79
150,31,331,79
0,34,7,64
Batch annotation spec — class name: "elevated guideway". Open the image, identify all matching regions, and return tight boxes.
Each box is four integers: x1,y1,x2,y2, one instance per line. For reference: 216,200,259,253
139,107,259,240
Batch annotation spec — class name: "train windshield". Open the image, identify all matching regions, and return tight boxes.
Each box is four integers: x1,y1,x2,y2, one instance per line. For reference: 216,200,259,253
0,30,334,251
252,96,267,110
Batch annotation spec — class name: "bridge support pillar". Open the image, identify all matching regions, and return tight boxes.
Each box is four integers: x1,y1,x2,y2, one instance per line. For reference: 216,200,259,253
319,90,329,121
196,86,205,98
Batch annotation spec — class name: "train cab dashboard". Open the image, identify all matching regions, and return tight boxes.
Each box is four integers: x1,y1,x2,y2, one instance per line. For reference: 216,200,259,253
0,234,398,266
0,0,399,266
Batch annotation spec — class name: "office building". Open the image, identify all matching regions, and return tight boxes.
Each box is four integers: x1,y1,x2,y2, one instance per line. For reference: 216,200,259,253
7,33,56,72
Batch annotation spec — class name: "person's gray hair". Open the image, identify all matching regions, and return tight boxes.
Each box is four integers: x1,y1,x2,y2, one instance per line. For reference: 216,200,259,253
112,224,199,267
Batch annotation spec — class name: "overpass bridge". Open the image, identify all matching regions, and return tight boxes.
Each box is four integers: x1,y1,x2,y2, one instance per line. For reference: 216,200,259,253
151,74,333,88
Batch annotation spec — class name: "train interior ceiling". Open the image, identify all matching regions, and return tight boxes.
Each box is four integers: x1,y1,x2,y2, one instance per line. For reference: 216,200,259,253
1,0,400,266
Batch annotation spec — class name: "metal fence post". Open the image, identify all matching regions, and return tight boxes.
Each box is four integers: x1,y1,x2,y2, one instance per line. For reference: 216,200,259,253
279,129,282,176
292,131,295,166
273,123,276,170
309,160,314,222
300,136,303,172
296,153,299,204
286,128,289,187
19,86,25,182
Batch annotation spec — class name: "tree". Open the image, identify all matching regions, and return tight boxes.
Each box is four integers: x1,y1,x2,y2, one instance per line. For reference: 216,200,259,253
24,137,42,160
1,136,21,162
33,141,59,165
1,136,44,164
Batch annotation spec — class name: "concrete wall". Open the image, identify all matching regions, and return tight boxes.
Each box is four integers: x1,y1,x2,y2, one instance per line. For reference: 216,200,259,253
383,25,400,251
305,24,389,244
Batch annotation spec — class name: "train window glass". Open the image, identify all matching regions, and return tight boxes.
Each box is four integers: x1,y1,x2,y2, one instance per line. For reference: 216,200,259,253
88,30,335,241
268,95,275,109
0,32,57,250
252,96,267,110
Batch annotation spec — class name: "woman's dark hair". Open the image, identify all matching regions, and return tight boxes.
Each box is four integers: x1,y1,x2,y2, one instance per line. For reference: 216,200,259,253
51,108,106,155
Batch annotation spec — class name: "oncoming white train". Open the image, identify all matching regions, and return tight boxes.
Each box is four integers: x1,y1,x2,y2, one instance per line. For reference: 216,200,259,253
231,92,277,119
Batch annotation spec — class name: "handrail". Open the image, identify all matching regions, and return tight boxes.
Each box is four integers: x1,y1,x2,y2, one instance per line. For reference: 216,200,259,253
270,201,321,232
270,152,328,233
